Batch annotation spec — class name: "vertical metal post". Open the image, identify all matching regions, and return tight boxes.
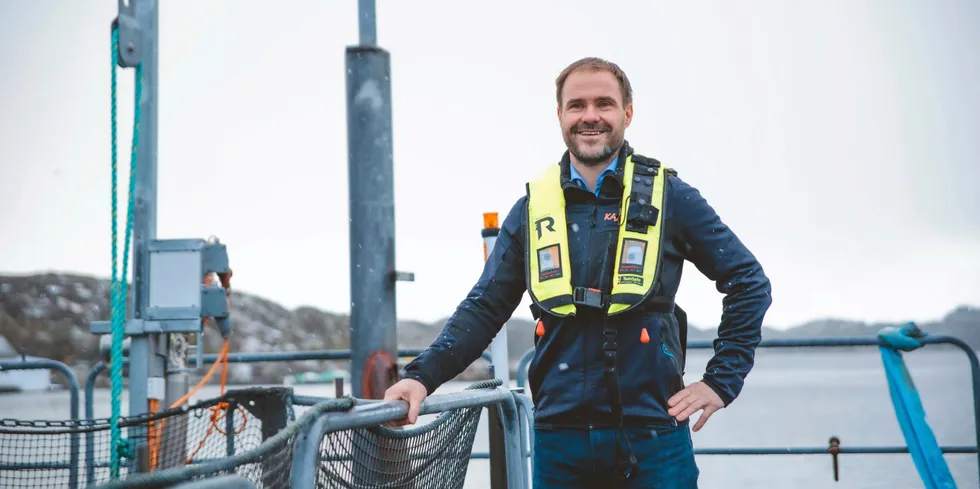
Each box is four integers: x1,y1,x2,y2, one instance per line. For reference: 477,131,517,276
346,2,411,483
482,212,510,385
357,0,377,45
347,0,405,400
160,373,189,468
128,0,167,452
482,212,510,488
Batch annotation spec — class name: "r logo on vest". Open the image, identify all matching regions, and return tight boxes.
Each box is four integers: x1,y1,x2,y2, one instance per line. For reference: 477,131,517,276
535,216,556,239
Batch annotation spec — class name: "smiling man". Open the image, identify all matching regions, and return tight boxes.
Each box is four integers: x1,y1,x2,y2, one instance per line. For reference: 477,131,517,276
386,57,773,488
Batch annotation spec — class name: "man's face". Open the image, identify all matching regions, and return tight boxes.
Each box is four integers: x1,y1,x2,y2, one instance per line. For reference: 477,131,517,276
558,69,633,166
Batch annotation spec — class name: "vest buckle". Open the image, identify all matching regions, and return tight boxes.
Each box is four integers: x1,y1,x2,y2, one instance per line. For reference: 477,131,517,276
573,287,608,309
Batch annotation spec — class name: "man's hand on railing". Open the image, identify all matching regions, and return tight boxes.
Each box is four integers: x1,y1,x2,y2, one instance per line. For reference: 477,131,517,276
383,378,428,426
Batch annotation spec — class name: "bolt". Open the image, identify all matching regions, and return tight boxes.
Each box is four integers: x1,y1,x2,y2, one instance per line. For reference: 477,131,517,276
828,436,841,482
126,42,136,53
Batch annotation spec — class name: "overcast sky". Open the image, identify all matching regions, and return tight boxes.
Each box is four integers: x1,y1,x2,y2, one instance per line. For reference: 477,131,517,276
1,0,978,332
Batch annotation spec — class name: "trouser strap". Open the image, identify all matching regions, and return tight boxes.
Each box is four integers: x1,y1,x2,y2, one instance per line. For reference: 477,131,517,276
602,318,638,479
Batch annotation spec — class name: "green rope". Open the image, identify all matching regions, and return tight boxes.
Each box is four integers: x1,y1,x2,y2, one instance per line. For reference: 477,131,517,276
109,25,142,480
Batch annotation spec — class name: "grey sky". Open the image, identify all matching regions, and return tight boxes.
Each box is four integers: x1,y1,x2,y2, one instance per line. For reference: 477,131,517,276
1,1,978,331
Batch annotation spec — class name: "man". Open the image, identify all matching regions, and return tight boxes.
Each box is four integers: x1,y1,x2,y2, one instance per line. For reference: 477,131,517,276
384,57,772,488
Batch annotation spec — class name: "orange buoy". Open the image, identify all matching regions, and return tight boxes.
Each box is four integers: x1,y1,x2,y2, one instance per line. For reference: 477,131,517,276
640,328,650,343
535,320,545,336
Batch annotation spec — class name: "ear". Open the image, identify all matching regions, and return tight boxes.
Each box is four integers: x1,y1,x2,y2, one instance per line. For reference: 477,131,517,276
556,105,562,119
624,103,634,128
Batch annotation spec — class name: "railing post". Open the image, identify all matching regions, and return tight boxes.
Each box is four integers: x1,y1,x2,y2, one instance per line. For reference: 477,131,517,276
488,402,508,489
159,372,189,469
0,359,81,489
486,387,526,489
289,413,331,489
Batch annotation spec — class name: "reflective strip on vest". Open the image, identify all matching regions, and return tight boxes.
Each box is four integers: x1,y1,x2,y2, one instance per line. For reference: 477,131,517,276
524,154,669,317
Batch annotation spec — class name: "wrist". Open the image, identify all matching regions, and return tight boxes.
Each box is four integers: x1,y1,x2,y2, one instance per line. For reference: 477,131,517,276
700,376,733,407
402,373,434,396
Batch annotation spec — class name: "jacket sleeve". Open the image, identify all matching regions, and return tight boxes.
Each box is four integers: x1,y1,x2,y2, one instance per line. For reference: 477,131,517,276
668,175,772,406
401,196,529,395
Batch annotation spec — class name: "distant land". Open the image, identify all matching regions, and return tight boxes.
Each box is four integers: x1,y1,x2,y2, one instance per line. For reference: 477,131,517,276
1,272,977,386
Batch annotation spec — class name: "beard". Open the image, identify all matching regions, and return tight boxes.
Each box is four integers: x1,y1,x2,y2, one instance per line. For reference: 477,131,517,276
563,122,623,167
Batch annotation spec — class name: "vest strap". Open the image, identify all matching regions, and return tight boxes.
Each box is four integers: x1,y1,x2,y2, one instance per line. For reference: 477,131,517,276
539,287,609,310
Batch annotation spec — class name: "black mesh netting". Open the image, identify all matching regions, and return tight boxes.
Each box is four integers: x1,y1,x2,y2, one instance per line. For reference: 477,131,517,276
0,387,297,489
315,402,485,489
3,381,502,489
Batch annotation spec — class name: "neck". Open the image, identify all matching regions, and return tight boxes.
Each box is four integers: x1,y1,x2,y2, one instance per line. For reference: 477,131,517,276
569,151,618,192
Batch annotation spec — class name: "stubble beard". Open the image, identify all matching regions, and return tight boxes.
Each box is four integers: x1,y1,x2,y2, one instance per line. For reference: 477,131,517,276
564,125,623,167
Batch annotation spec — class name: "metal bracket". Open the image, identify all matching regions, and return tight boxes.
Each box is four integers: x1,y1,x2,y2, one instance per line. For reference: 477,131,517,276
390,270,415,282
90,237,232,371
112,11,142,68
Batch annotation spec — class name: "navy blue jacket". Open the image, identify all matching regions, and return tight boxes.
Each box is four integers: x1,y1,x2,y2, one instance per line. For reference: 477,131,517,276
403,142,772,427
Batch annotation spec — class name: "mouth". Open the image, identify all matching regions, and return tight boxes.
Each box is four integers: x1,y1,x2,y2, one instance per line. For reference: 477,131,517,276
577,130,606,137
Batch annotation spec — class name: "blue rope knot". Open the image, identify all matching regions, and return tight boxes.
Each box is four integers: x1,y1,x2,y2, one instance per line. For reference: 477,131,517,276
877,322,926,352
116,438,135,460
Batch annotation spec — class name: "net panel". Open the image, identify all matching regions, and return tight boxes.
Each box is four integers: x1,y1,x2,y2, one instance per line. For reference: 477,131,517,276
316,405,484,489
0,387,294,489
88,395,357,489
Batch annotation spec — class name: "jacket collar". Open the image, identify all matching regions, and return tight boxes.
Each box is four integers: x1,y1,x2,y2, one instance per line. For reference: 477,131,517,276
559,140,633,198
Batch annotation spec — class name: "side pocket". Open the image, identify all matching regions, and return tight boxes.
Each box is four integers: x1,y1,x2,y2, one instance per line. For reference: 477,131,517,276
658,313,685,378
674,304,688,374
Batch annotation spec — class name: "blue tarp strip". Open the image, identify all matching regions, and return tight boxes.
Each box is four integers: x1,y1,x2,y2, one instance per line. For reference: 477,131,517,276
878,324,957,489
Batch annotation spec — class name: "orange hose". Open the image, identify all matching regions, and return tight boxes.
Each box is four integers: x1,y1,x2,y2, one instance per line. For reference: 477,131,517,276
169,340,229,409
147,399,160,470
144,270,243,470
145,338,247,469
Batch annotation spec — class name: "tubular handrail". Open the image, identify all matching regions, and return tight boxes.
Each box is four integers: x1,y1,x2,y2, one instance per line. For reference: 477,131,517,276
80,348,495,485
0,359,82,489
290,386,526,489
514,333,980,482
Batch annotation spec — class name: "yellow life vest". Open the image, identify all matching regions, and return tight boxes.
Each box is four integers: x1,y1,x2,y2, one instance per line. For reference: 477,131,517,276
525,153,670,316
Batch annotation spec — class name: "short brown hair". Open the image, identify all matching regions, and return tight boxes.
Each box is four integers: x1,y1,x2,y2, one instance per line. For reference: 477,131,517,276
555,57,633,107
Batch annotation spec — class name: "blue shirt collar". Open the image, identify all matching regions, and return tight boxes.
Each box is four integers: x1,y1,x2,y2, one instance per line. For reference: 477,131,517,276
569,156,619,196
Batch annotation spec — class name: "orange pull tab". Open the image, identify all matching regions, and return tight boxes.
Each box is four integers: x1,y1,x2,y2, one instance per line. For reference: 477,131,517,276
640,328,650,343
535,320,545,336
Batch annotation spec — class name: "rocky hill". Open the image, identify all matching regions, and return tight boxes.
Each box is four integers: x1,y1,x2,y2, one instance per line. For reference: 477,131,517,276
1,272,978,386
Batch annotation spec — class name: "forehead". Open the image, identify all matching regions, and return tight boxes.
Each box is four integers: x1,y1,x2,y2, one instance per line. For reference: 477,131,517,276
562,69,621,102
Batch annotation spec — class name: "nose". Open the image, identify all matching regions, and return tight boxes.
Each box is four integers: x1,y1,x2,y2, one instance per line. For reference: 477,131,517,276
583,105,601,122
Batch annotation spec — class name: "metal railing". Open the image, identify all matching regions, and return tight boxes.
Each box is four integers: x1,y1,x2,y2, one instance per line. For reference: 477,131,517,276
2,334,976,487
0,348,494,489
290,384,528,489
515,333,980,481
0,358,82,489
83,348,492,425
72,383,528,489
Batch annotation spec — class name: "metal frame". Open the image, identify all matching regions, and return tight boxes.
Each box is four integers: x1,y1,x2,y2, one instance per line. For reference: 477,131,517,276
3,335,977,488
289,386,527,489
0,359,81,489
78,348,493,485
